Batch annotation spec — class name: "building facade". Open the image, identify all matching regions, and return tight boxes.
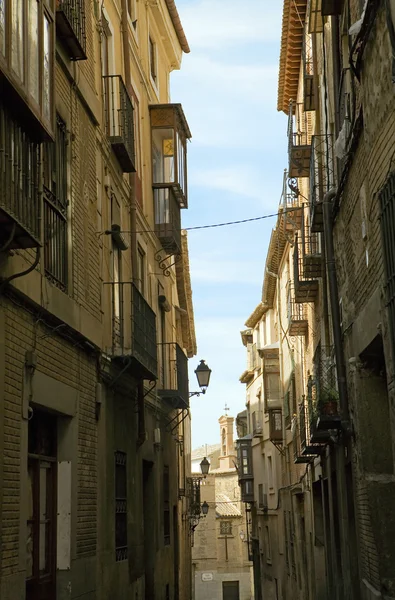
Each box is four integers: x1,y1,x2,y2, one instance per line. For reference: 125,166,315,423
192,415,254,600
238,1,395,599
0,1,197,600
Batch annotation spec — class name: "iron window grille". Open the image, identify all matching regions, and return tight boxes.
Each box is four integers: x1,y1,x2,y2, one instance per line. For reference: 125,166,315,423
380,172,395,361
115,451,127,561
220,521,232,536
43,115,68,290
164,466,170,545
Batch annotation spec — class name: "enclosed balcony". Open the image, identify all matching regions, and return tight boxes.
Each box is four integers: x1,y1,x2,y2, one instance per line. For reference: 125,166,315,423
154,187,181,255
157,343,189,410
110,282,157,380
236,436,254,503
288,101,312,178
103,75,136,173
268,409,283,443
294,233,319,303
150,104,191,209
287,283,308,336
310,134,334,232
56,0,87,60
303,27,315,111
0,103,41,249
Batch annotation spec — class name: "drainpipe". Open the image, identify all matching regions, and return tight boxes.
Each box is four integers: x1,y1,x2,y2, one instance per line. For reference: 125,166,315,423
322,188,352,600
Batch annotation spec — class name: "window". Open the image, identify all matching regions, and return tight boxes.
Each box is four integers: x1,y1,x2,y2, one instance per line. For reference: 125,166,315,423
115,451,127,561
268,455,274,491
222,428,226,456
137,245,145,296
265,372,280,404
43,115,68,290
163,466,170,545
380,172,395,359
0,0,5,55
127,0,137,28
258,484,264,508
265,525,272,563
149,36,157,83
220,521,232,536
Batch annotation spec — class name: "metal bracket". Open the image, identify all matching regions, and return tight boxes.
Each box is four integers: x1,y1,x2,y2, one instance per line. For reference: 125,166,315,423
155,250,182,277
166,408,190,433
143,380,157,398
271,441,286,456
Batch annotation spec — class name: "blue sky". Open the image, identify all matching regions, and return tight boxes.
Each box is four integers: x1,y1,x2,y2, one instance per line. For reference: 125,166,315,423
170,0,286,448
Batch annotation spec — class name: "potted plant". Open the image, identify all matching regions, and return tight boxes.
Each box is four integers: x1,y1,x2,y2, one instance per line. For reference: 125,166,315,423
317,388,339,416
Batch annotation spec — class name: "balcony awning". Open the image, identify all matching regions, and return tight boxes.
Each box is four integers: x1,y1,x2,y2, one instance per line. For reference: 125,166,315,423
277,0,308,114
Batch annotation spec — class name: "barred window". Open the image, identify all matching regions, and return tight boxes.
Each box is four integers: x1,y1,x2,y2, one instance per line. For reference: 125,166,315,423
115,451,127,561
43,115,68,290
220,520,232,536
163,465,170,545
380,172,395,359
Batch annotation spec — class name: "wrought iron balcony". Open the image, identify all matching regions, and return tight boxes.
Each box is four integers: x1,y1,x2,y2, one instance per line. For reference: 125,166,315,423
109,283,157,380
299,404,324,459
293,418,311,464
157,342,189,410
154,187,181,255
56,0,87,60
308,346,341,435
281,171,303,231
103,75,136,173
287,282,308,336
0,103,41,249
293,233,319,303
288,101,312,178
309,134,334,232
303,231,322,279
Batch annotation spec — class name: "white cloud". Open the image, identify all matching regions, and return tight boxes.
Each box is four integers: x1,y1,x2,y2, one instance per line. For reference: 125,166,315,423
178,0,282,49
189,164,263,200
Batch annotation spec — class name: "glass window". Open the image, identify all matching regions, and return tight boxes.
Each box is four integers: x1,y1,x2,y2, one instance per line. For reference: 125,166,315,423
11,0,24,78
149,36,156,82
29,0,40,103
0,0,5,55
43,12,51,121
152,128,175,184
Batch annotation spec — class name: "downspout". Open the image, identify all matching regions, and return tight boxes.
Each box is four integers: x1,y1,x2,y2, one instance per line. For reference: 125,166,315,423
322,188,353,600
120,0,146,446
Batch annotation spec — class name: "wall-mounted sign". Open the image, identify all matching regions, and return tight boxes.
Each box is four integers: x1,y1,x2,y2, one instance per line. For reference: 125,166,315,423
202,573,213,582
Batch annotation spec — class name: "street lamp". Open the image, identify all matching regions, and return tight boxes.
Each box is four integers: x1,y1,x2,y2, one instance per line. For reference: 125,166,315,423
201,501,209,516
200,457,210,476
189,360,212,397
239,530,246,542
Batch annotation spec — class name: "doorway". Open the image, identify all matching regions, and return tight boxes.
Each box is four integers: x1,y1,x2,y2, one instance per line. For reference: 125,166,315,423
222,581,240,600
26,410,57,600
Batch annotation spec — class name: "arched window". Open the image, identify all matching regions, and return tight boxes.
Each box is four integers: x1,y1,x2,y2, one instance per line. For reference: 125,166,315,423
222,428,226,456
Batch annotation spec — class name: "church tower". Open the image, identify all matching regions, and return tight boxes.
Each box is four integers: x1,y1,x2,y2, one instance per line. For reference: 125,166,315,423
218,406,236,470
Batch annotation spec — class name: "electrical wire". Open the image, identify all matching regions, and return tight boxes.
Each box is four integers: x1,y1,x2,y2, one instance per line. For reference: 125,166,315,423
97,206,306,237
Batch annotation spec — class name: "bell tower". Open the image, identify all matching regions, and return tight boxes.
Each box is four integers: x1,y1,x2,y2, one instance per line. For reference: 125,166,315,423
218,405,235,470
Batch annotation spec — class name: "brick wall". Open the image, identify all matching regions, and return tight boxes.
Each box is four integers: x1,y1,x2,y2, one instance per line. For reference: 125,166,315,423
0,297,98,576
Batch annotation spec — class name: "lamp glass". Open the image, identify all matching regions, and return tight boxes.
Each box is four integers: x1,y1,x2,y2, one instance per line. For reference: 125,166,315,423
194,360,211,392
200,457,210,476
239,530,245,542
201,501,209,516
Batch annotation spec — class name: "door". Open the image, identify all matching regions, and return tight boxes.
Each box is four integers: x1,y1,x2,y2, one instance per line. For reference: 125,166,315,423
26,410,57,600
143,460,155,600
222,581,240,600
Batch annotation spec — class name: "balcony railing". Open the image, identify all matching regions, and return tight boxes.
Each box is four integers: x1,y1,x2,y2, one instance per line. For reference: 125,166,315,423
287,282,308,336
309,346,341,435
157,343,189,410
109,282,157,380
56,0,87,60
310,134,334,232
288,101,312,178
281,171,303,231
154,187,181,255
103,75,136,173
293,418,311,464
0,103,41,249
294,233,319,303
